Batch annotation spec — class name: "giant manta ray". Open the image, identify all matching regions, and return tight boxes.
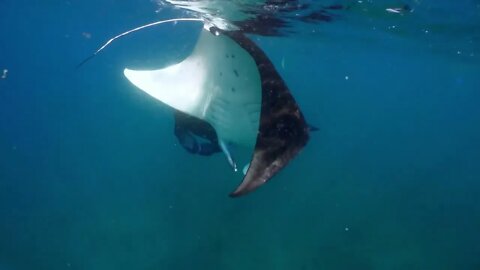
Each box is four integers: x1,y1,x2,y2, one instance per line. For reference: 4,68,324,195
80,17,313,197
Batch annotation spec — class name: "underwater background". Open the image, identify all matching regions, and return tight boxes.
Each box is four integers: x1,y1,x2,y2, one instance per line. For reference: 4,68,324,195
1,0,479,269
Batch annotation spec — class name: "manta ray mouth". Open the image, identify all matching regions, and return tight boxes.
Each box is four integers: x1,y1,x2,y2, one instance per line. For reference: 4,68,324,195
124,25,310,197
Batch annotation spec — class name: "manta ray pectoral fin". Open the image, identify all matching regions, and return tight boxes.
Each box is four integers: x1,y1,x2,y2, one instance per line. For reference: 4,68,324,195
221,30,311,197
124,64,206,117
124,27,262,149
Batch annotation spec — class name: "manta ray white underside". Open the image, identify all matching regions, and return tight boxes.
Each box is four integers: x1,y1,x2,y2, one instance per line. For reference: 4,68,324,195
124,27,261,149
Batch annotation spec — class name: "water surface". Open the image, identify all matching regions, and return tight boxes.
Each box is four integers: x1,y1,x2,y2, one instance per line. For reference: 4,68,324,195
1,0,479,269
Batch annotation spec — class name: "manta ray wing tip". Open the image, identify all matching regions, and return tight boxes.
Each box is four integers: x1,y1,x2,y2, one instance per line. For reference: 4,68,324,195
229,189,248,198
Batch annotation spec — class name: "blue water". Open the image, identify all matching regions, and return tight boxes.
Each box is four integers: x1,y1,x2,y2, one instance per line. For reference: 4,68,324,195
1,1,479,269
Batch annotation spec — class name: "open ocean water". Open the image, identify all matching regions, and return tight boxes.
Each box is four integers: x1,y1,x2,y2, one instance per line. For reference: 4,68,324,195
1,0,479,269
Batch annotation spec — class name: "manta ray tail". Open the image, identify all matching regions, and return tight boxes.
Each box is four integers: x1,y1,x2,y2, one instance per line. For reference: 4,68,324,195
76,18,204,68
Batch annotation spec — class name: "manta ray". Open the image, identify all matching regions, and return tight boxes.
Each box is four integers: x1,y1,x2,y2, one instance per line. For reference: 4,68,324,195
79,19,313,197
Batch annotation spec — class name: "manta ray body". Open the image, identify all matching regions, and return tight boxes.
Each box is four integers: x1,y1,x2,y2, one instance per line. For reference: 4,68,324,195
124,24,310,196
